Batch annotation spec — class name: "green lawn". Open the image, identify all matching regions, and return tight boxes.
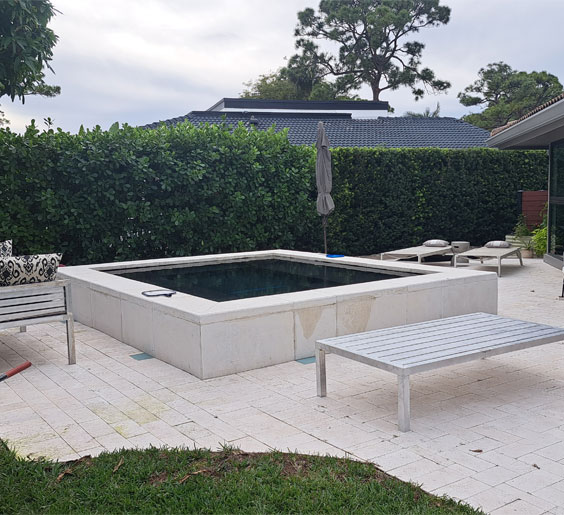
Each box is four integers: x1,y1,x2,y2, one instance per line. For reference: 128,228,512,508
0,441,482,514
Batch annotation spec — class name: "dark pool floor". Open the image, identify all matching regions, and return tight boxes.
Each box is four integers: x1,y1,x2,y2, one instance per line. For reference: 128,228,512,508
113,258,413,302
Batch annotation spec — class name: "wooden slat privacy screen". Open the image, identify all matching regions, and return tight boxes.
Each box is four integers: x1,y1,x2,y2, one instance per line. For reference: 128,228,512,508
521,190,548,229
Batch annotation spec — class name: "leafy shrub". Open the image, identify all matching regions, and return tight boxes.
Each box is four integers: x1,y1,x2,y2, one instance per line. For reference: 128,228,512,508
532,226,548,256
513,214,532,237
530,203,549,256
0,122,548,264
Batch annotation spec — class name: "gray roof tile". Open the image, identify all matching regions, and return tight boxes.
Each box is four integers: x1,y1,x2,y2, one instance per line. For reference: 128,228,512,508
143,111,489,149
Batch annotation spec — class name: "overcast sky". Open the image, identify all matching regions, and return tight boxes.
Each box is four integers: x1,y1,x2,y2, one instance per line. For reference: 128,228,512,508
3,0,563,133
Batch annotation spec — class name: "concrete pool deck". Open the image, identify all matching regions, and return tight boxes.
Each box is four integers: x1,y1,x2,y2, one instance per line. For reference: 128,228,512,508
1,259,563,514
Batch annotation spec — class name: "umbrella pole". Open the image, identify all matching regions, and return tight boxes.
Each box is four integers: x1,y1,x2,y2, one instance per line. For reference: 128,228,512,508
322,216,328,255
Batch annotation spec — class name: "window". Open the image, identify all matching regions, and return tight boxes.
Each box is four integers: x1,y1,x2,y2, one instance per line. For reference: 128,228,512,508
548,140,564,258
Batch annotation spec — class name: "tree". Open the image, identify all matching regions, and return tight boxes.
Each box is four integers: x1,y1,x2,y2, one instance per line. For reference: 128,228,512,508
241,52,360,101
404,102,440,117
293,0,451,101
242,71,299,100
458,62,563,131
0,0,60,103
241,69,360,101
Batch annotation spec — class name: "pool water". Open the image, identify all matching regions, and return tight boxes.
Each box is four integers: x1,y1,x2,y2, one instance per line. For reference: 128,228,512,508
112,258,415,302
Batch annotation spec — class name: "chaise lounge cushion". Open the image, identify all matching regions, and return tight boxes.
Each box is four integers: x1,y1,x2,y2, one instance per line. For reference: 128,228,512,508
423,239,449,247
0,253,62,286
485,240,511,248
0,240,12,257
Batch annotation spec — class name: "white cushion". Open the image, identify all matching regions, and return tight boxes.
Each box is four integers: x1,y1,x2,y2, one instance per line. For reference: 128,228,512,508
485,240,511,248
423,239,449,247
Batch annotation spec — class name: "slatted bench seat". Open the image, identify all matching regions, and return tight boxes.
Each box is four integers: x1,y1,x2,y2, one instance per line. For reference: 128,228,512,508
316,313,564,432
0,280,75,364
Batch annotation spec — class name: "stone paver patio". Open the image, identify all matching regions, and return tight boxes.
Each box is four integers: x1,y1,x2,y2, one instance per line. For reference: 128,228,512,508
1,258,563,514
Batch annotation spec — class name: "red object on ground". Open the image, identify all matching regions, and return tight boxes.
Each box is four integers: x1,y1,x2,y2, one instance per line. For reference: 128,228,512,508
0,361,31,382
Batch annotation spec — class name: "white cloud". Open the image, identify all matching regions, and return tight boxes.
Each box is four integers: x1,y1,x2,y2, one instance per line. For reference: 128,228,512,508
3,0,563,132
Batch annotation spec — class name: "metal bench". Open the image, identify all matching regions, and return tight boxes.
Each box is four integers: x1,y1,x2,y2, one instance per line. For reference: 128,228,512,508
0,280,75,364
316,313,564,432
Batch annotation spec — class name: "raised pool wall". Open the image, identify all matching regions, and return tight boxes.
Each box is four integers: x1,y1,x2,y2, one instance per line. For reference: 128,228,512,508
58,250,498,379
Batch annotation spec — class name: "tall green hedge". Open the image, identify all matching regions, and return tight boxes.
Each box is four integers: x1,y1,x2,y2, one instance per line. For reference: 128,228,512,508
0,122,317,264
330,147,548,255
0,122,547,264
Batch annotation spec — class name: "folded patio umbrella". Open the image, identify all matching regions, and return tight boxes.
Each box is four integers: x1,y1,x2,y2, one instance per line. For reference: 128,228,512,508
316,122,335,255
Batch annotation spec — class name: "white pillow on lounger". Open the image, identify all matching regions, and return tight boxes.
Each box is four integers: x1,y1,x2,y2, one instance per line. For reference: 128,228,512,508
485,241,511,248
423,239,449,247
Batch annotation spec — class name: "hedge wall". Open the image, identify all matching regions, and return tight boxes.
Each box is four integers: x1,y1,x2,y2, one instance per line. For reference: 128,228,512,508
0,122,548,264
0,122,317,264
329,147,548,255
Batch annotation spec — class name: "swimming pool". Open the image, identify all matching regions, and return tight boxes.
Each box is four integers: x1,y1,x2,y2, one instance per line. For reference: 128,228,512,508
58,250,497,379
110,258,417,302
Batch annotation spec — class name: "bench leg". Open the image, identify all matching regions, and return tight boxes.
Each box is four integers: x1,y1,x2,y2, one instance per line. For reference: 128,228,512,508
19,326,26,333
517,249,523,266
316,347,326,397
398,374,411,432
66,315,76,365
498,257,502,277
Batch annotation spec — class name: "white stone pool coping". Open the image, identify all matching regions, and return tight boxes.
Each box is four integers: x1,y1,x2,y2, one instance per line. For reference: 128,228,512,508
58,250,498,379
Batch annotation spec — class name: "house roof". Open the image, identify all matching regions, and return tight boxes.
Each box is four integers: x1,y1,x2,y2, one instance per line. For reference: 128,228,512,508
490,92,564,137
143,111,490,149
487,93,564,149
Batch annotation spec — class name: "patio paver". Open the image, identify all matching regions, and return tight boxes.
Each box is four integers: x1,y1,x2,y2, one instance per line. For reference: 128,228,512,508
1,259,563,512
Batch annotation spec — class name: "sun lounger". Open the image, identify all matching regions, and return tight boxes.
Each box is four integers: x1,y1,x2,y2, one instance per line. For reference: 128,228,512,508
453,246,523,277
380,245,453,264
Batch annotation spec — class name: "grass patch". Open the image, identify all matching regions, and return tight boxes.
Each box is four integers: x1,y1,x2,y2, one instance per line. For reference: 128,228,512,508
0,441,482,514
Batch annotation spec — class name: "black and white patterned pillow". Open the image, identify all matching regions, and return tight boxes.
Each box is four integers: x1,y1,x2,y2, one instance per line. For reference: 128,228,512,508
0,254,62,286
0,240,12,257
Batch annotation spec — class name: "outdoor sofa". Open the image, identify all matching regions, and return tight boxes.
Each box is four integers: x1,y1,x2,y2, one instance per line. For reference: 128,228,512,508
0,242,75,364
